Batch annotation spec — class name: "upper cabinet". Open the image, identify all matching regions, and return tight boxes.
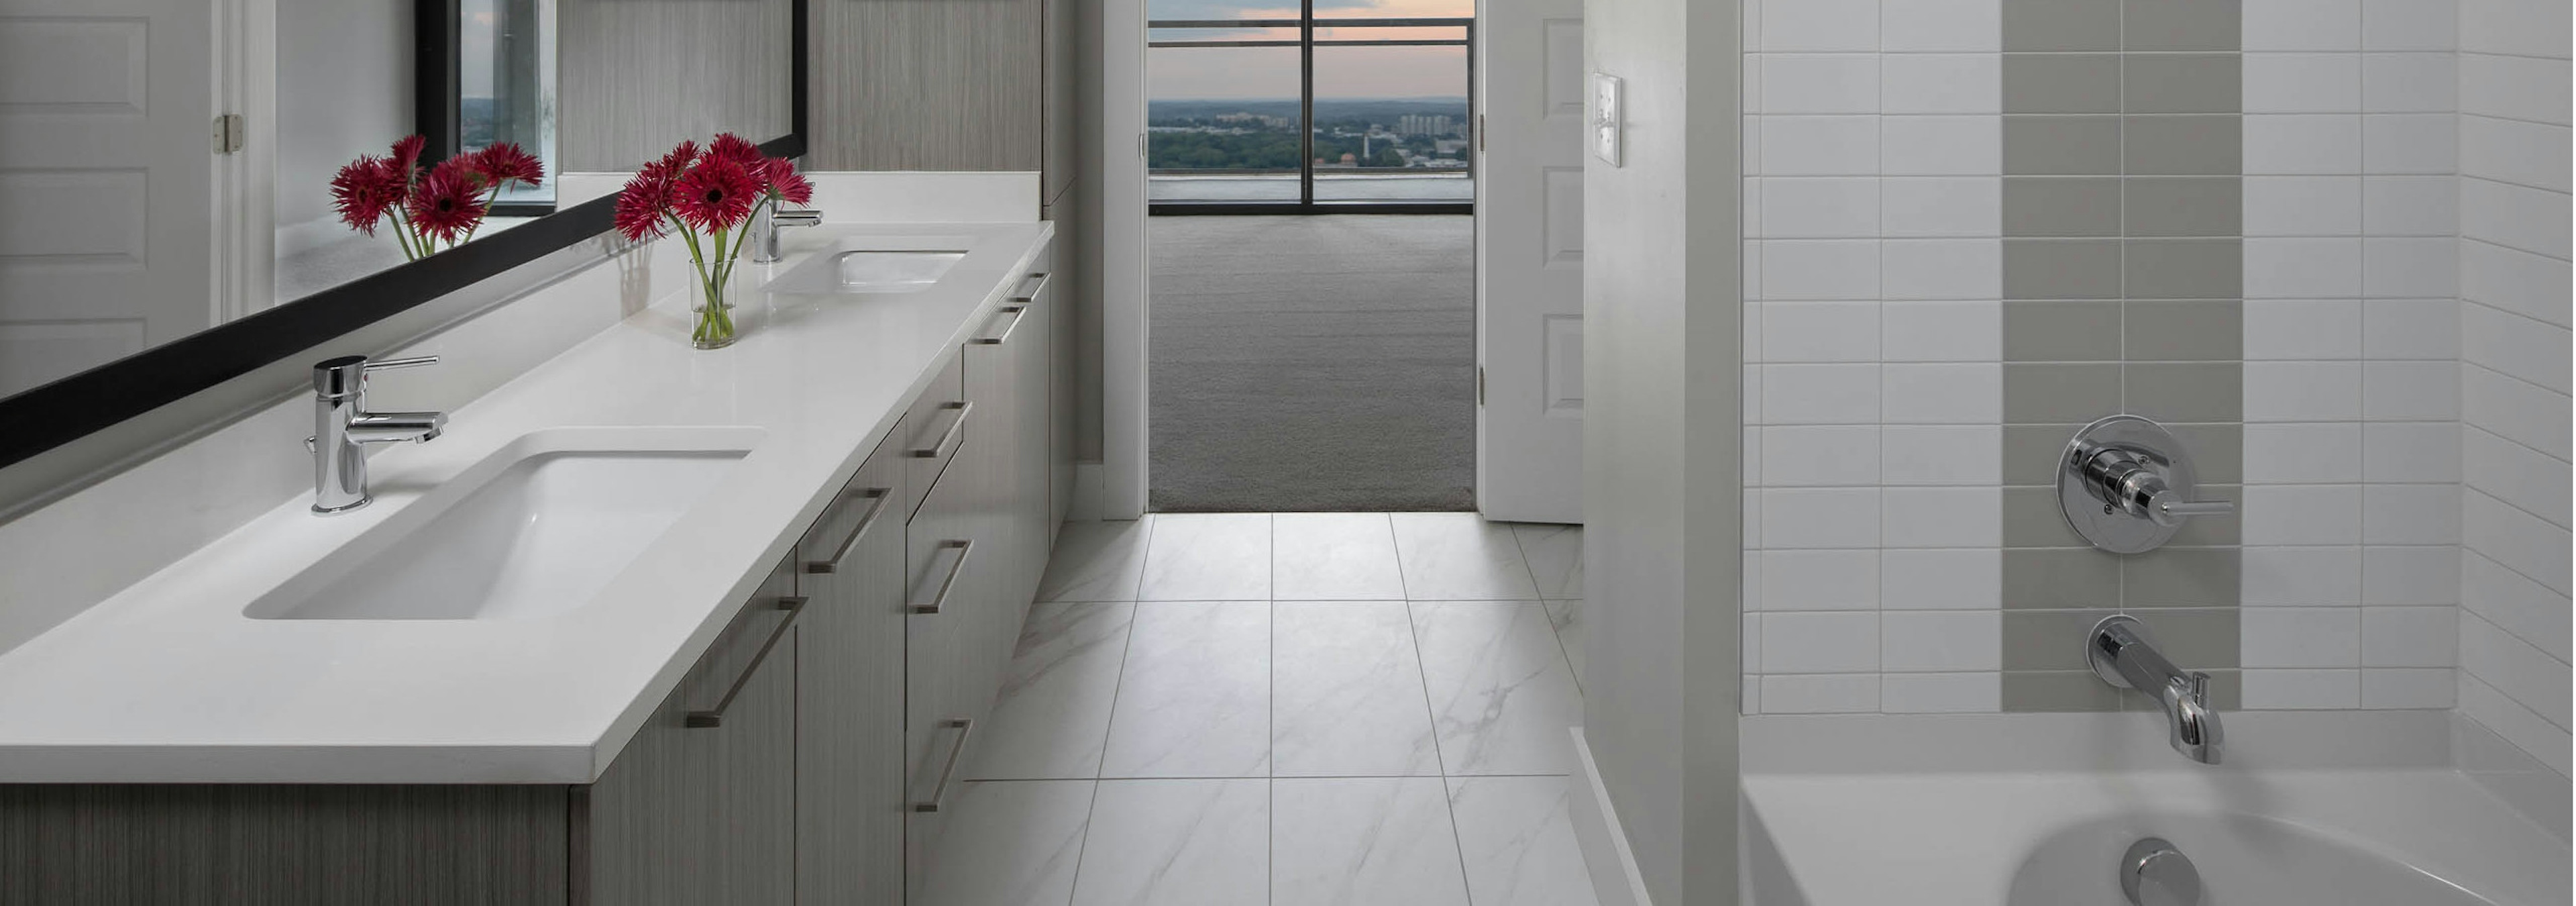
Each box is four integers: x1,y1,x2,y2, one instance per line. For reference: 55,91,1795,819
808,0,1078,202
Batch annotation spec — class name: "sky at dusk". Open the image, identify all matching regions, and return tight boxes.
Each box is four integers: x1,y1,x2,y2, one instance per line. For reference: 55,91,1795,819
1149,0,1474,101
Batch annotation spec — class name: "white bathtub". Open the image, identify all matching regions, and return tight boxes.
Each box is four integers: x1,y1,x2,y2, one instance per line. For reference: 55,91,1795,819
1739,712,2569,906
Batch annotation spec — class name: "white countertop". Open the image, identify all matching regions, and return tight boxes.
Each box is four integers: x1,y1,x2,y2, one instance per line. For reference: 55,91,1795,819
0,221,1051,784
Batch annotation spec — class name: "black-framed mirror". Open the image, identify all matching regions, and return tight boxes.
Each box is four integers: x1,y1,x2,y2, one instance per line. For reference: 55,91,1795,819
0,0,807,471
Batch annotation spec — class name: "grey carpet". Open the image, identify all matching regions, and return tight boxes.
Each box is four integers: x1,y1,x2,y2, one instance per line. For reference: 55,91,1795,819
1150,215,1475,513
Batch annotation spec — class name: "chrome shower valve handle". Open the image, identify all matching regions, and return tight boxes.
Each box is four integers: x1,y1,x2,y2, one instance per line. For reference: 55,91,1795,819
2057,415,2236,554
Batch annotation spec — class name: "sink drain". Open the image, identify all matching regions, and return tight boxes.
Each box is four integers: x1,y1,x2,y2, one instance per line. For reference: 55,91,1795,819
2121,838,2203,906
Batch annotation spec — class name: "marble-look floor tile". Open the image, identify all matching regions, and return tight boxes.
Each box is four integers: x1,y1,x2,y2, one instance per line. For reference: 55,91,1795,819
1389,513,1540,600
1139,513,1271,600
1273,513,1407,599
914,780,1095,906
1101,602,1272,778
1411,601,1582,775
967,602,1134,780
1272,777,1470,906
1039,517,1153,602
1273,601,1441,776
1446,776,1602,906
1513,523,1585,599
1071,779,1269,906
1544,599,1588,692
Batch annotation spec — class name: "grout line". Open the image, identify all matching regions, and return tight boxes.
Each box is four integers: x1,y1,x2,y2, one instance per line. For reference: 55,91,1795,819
1059,599,1138,906
1267,513,1276,906
1130,513,1162,601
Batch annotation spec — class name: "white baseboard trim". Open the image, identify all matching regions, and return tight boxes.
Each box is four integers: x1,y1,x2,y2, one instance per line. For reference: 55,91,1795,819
1569,727,1654,906
1067,462,1108,521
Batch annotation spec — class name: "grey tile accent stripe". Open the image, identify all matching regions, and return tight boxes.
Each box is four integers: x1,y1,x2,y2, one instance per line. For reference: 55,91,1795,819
1998,0,2245,713
2002,0,2121,51
2118,0,2242,52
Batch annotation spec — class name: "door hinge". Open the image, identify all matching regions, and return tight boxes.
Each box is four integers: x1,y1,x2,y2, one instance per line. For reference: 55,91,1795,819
213,113,245,154
1477,366,1486,406
1476,115,1486,154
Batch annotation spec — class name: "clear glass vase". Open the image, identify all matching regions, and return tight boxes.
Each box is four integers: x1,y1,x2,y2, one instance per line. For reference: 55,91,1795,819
689,260,739,350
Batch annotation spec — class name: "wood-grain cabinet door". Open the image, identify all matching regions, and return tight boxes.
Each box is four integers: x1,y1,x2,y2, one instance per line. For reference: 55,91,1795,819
1010,279,1056,600
578,556,800,906
900,469,987,899
962,304,1032,657
796,442,908,906
1046,264,1075,534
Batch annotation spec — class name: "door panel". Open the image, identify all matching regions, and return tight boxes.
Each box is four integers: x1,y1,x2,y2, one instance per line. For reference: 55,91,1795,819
1474,3,1587,525
0,0,217,396
579,556,800,906
902,472,985,899
796,442,906,906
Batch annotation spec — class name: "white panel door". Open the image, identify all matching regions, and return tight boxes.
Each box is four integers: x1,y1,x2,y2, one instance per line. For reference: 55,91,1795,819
0,0,215,397
1474,1,1585,525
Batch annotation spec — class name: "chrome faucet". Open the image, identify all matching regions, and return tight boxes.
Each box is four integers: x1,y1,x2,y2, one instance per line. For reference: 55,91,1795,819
747,205,822,263
2087,615,2224,764
309,354,445,514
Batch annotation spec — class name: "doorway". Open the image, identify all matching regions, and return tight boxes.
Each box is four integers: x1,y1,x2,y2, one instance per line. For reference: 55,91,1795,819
1094,0,1580,524
1141,3,1478,513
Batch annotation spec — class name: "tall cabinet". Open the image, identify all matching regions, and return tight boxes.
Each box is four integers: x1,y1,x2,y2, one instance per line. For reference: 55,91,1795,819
807,0,1077,191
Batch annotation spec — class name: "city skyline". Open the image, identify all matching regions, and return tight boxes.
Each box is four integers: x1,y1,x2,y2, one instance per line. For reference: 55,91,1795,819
1150,0,1471,100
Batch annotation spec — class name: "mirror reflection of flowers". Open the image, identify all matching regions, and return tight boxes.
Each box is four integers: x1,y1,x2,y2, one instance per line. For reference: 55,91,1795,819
329,136,547,260
610,134,814,349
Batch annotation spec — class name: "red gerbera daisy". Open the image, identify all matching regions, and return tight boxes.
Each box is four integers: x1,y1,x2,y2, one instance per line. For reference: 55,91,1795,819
388,134,427,179
759,156,814,207
646,139,702,182
706,132,764,167
612,168,676,242
406,158,489,246
671,156,762,235
468,142,545,189
329,154,408,235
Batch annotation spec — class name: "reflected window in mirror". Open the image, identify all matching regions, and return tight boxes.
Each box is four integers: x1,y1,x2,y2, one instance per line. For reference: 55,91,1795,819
460,0,556,213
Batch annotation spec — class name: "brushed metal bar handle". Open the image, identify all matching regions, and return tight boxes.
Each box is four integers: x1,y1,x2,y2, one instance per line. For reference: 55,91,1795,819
686,595,808,729
910,718,974,813
804,487,893,574
970,305,1028,346
908,401,970,458
908,540,972,615
1010,271,1051,303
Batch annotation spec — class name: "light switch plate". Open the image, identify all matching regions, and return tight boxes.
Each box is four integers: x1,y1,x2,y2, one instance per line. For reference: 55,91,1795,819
1590,72,1623,167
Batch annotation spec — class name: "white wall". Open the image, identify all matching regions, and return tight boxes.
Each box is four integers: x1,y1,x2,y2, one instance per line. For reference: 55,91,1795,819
2451,0,2572,779
1579,0,1741,901
274,0,412,244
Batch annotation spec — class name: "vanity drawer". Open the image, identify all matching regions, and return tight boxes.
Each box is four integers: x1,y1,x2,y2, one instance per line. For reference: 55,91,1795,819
802,439,905,578
898,352,968,519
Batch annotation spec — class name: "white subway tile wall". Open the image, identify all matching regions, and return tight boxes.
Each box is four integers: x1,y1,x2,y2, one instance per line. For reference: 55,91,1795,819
2453,0,2571,776
1743,0,2567,748
2231,0,2463,714
1745,0,2006,715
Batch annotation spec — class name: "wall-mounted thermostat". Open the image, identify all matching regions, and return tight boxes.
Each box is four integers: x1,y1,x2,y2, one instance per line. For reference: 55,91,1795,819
1590,72,1623,167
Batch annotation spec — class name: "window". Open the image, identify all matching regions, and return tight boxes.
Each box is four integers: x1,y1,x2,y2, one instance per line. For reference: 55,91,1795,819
1148,1,1473,212
442,0,557,211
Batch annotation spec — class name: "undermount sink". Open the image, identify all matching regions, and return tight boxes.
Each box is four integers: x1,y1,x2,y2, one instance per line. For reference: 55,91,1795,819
246,427,759,621
762,242,973,295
